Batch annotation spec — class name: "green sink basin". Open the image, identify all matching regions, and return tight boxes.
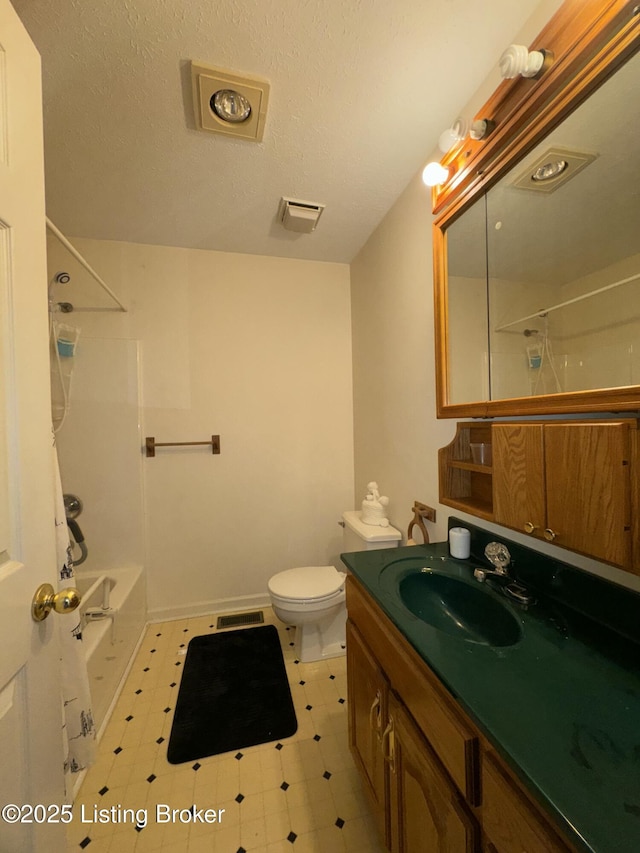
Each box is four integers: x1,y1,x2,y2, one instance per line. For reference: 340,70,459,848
398,571,522,647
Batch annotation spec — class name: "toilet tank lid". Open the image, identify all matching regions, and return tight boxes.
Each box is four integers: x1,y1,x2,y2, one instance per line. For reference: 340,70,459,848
342,510,402,542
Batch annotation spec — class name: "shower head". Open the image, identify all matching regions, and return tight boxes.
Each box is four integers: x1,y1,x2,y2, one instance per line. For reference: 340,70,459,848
63,493,87,564
48,272,73,313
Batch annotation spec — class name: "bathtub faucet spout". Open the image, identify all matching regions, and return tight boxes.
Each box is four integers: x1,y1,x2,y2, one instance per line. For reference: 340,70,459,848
101,577,111,610
85,607,114,622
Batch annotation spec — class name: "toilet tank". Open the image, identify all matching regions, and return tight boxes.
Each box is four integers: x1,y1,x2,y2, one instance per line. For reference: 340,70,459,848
342,510,402,552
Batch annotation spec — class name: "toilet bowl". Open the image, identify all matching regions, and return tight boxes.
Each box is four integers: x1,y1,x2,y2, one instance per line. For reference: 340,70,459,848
268,566,347,663
267,510,402,663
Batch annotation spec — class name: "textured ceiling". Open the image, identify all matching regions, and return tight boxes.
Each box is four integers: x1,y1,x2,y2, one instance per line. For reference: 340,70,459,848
13,0,543,263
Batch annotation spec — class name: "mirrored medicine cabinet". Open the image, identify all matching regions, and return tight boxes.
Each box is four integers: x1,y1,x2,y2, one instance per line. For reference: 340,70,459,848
433,0,640,418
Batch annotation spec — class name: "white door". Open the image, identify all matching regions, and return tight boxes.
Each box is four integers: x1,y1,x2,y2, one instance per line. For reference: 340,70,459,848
0,3,67,852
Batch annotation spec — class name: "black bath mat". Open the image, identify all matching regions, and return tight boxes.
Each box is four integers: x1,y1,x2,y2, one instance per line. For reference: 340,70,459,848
167,624,297,764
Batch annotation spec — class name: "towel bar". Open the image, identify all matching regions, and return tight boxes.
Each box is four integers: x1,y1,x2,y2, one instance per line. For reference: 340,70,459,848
145,435,220,457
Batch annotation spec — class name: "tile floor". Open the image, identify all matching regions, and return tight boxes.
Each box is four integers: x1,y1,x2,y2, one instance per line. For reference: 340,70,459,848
66,608,386,852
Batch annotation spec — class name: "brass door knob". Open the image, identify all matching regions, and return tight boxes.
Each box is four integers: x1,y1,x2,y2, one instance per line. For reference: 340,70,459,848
523,521,537,534
32,583,81,622
544,528,557,542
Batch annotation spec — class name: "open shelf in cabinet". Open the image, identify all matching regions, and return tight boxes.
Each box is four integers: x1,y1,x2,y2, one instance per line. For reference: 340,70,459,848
439,422,494,520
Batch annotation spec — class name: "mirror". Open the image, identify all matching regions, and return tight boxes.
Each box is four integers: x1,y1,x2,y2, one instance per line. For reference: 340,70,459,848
435,4,640,417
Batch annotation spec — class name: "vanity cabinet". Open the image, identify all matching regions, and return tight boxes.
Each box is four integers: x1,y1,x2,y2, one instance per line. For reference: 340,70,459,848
482,754,572,853
346,574,575,853
387,693,478,853
347,619,478,852
346,620,388,842
439,418,639,571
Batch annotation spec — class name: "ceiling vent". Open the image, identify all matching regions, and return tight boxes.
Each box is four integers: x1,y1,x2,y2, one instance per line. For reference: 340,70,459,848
190,62,270,142
279,198,325,233
511,146,598,194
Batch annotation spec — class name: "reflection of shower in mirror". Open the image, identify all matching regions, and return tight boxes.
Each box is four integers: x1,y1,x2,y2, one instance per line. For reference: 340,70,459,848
526,316,562,395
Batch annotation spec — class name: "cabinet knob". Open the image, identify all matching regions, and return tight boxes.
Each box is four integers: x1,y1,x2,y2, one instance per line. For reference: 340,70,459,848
544,528,557,541
523,522,537,534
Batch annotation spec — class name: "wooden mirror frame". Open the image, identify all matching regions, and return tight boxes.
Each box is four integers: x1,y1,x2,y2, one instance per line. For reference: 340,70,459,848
433,0,640,419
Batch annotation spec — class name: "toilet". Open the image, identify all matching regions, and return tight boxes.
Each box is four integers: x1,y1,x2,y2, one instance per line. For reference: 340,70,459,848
268,510,402,662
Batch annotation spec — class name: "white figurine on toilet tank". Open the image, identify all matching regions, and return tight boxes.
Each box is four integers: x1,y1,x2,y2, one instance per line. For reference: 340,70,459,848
361,481,390,527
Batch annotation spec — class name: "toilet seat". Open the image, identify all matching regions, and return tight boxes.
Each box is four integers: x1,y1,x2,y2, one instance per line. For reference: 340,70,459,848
268,565,346,603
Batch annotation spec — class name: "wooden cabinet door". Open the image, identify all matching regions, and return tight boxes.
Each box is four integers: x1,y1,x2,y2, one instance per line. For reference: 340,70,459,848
388,694,479,853
346,620,388,845
492,420,633,568
483,754,570,853
492,424,545,536
544,422,631,567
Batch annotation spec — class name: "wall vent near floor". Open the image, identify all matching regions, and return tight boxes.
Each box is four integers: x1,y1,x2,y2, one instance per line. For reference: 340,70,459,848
217,611,264,629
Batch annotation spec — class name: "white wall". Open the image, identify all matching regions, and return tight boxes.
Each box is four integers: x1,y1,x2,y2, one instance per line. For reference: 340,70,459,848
48,236,354,618
351,173,454,543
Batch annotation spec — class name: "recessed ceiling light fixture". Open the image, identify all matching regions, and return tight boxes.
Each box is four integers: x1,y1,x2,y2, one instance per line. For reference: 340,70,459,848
531,159,568,182
211,89,252,123
511,147,598,194
191,62,270,142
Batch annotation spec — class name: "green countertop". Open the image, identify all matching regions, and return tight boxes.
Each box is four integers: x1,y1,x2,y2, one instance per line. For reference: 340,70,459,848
341,539,640,853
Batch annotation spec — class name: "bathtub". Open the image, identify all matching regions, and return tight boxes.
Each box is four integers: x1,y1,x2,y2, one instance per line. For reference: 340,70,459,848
75,566,146,732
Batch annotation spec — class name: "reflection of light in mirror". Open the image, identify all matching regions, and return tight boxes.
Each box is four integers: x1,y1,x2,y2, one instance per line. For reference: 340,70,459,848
531,159,568,182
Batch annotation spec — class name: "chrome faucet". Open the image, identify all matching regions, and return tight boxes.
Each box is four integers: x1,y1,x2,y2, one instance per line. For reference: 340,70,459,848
474,542,536,606
474,542,512,583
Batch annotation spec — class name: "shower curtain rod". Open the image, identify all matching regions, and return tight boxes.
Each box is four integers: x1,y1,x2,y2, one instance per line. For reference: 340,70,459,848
494,270,640,332
46,218,127,313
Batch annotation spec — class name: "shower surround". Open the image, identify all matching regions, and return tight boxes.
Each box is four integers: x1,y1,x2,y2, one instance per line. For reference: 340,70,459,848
47,234,354,622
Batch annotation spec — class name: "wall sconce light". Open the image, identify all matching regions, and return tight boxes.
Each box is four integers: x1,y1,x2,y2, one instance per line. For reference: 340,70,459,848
438,117,468,153
499,44,546,79
469,118,494,141
422,161,450,187
439,117,494,153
